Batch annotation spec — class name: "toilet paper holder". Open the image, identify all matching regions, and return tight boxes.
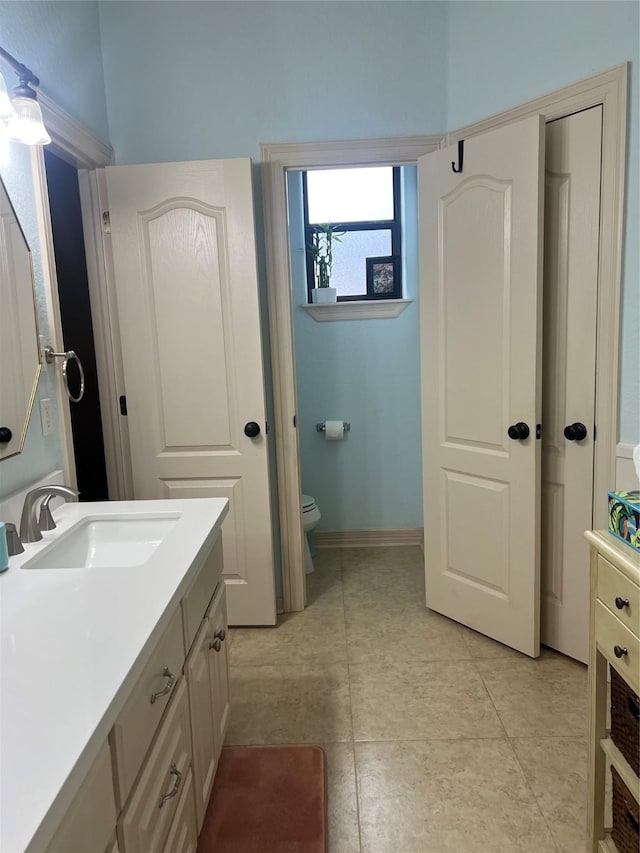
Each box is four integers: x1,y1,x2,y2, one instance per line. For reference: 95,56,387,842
316,422,350,432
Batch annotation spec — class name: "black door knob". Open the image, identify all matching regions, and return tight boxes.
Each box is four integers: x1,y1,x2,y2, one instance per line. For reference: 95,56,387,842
0,427,12,443
615,597,630,610
507,422,530,440
613,645,628,659
244,421,261,438
564,422,587,441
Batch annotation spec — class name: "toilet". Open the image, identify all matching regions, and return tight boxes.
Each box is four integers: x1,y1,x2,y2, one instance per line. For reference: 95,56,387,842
301,494,321,574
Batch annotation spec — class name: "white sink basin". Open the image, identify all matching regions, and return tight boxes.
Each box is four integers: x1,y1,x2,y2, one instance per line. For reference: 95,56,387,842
22,514,181,569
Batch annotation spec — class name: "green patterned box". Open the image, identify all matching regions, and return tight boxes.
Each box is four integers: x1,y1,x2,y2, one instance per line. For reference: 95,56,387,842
608,490,640,551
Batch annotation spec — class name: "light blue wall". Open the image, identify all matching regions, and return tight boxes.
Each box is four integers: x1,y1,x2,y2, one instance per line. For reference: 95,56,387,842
98,0,448,162
0,1,109,500
445,0,639,444
0,2,109,140
289,168,422,530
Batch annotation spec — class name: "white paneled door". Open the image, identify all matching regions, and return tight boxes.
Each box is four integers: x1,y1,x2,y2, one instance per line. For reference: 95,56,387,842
541,107,602,663
419,116,545,657
106,159,276,626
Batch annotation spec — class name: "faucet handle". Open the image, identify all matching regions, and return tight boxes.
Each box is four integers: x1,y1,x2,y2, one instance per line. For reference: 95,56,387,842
38,495,57,532
5,523,24,556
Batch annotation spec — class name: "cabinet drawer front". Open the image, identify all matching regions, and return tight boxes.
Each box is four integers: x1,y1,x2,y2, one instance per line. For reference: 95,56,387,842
119,679,192,853
162,768,198,853
46,741,116,853
112,607,184,807
597,555,640,639
182,534,223,652
595,600,640,694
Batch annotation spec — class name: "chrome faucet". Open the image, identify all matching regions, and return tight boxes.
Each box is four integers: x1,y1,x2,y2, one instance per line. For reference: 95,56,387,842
19,485,79,543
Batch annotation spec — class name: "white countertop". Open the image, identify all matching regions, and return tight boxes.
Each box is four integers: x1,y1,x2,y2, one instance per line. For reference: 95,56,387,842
0,498,228,853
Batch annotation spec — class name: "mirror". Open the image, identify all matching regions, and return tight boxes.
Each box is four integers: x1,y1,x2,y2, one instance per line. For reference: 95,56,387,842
0,171,41,461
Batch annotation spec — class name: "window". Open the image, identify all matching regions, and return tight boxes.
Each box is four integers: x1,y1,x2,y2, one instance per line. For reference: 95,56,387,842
303,166,402,302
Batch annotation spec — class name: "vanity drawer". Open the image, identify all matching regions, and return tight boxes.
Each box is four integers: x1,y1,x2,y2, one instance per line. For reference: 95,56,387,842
118,679,192,853
46,741,116,853
182,533,223,651
111,607,185,807
597,555,640,639
595,600,640,693
162,767,198,853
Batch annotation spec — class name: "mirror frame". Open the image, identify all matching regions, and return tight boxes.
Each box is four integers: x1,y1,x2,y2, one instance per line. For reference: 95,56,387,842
0,170,42,461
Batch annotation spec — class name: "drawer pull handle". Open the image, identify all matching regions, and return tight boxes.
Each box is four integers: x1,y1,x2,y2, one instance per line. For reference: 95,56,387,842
629,695,640,722
209,638,222,652
214,629,226,641
150,667,175,704
615,596,630,610
158,762,182,808
613,645,628,659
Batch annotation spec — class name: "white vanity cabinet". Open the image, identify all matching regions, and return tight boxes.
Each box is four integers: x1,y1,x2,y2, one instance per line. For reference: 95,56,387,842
186,578,230,829
111,607,185,807
114,534,229,853
42,527,230,853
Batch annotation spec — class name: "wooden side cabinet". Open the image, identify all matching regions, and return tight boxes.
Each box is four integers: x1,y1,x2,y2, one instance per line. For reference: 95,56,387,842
586,530,640,853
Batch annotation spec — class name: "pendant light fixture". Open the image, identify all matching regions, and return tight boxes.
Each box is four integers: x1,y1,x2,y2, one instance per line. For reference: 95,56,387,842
0,46,50,146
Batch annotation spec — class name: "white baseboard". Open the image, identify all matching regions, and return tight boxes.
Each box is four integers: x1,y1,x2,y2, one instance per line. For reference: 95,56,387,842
314,528,424,548
616,443,639,491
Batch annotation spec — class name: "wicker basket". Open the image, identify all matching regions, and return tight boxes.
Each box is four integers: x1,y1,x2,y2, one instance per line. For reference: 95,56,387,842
611,666,640,777
611,767,640,853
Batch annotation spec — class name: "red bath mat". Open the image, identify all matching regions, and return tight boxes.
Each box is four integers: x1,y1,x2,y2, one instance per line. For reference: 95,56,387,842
197,745,328,853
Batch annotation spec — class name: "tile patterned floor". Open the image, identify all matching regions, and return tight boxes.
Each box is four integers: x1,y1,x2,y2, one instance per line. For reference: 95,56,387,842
226,547,589,853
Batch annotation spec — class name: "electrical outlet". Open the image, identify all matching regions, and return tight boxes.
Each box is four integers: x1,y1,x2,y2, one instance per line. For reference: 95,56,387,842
39,398,55,436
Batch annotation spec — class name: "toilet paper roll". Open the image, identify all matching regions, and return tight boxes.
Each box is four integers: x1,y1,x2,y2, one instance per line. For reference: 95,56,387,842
324,420,345,441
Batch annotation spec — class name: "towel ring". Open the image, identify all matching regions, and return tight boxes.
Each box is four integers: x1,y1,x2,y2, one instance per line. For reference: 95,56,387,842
43,346,85,403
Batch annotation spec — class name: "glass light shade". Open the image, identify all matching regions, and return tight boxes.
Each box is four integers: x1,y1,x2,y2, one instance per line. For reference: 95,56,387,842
8,96,51,145
0,72,16,121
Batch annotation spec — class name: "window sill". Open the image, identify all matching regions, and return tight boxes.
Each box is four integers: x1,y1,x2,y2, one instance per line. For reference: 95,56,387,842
300,299,412,322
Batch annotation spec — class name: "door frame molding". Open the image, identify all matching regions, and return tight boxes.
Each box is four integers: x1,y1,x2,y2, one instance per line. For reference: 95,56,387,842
261,135,445,612
447,62,628,531
262,63,628,613
32,95,123,497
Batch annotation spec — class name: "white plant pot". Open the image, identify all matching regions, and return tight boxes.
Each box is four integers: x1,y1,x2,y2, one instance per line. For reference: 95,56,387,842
311,287,337,304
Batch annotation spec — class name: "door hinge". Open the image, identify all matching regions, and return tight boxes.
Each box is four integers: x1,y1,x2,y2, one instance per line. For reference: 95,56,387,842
102,211,111,234
119,395,128,416
536,423,542,440
293,415,297,428
265,420,269,434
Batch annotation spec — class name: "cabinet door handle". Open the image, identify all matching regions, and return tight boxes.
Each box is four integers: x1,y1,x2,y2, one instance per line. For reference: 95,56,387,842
214,629,226,641
209,638,222,652
150,667,175,704
158,762,182,808
613,645,628,659
615,596,630,610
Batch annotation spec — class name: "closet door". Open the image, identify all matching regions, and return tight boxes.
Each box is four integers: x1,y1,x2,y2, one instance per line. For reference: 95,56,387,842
541,107,602,664
419,116,545,657
106,158,276,626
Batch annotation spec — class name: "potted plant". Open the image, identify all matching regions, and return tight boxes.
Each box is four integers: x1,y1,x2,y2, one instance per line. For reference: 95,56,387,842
308,223,343,303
